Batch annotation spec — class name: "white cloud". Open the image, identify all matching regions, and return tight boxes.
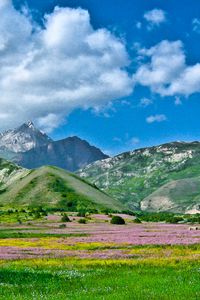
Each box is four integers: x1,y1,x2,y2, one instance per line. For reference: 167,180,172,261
130,137,140,145
0,1,133,132
167,63,200,96
0,0,10,9
192,18,200,33
136,22,142,29
146,114,167,124
37,113,64,133
144,9,166,28
134,40,200,97
140,97,153,107
174,96,182,106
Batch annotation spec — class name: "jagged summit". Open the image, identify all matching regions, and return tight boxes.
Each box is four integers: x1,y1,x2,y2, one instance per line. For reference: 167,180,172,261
27,121,35,128
0,121,52,154
19,121,36,130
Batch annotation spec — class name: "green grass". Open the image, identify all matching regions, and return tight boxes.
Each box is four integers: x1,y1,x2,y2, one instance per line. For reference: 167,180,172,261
0,217,200,300
0,259,199,299
0,231,87,239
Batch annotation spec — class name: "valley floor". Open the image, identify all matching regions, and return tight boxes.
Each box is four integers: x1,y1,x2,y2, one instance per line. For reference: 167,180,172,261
0,214,200,299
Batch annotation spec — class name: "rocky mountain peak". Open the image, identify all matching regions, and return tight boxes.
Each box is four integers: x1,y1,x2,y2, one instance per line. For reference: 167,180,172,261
17,121,39,132
0,122,52,153
21,121,35,130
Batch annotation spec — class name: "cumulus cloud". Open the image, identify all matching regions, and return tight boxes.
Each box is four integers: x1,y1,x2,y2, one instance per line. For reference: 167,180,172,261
174,96,182,106
139,97,153,107
144,9,166,28
0,0,133,131
146,114,167,124
134,40,200,97
192,18,200,33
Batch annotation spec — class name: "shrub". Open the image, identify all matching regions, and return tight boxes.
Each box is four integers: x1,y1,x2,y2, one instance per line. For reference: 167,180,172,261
61,213,71,222
59,224,66,229
78,218,87,224
110,215,125,225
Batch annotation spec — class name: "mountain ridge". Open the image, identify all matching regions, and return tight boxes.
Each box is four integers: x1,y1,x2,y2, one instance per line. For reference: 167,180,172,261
77,140,200,213
14,135,109,172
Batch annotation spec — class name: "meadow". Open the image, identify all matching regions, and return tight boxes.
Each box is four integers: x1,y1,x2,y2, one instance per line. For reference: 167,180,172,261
0,212,200,299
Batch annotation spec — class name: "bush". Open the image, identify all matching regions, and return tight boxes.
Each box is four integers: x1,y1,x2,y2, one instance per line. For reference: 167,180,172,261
78,218,87,224
110,215,125,225
61,213,71,222
59,224,66,229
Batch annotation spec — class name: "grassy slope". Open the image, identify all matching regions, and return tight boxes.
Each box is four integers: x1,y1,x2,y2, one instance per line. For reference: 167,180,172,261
141,176,200,213
0,165,123,211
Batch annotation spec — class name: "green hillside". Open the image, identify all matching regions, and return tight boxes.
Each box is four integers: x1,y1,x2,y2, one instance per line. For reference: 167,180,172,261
78,141,200,212
0,159,123,212
141,177,200,213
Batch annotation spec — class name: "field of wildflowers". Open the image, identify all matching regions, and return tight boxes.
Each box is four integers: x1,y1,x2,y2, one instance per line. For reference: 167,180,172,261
0,213,200,299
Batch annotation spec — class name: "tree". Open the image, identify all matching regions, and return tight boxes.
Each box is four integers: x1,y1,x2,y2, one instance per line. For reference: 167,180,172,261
78,218,86,224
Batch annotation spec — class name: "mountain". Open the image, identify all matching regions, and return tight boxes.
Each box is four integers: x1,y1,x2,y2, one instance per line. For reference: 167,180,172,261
77,141,200,213
0,121,52,160
0,122,108,171
0,158,123,211
14,136,109,172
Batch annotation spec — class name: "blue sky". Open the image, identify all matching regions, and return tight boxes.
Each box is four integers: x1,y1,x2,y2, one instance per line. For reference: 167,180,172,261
7,1,200,154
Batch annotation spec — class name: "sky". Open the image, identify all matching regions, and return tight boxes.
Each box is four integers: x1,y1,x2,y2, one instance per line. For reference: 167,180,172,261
1,0,200,155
